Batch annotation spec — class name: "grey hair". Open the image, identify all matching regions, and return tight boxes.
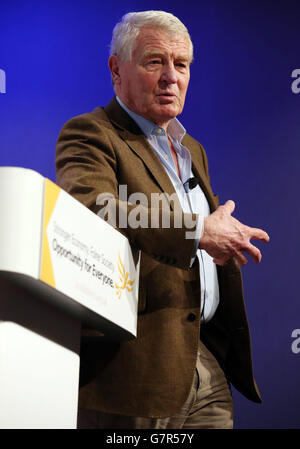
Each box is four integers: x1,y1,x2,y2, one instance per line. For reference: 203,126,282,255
110,10,193,62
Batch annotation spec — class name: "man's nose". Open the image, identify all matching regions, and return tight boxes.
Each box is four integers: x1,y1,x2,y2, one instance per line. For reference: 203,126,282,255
160,63,178,84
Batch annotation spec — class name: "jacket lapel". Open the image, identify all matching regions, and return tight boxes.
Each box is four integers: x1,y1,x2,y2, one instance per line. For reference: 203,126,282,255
183,136,219,213
104,98,177,205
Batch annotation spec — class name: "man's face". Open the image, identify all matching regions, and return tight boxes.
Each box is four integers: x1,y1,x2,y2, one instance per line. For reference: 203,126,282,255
109,27,192,128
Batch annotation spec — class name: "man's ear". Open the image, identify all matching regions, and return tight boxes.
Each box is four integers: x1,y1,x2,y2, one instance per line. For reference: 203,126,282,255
108,55,121,86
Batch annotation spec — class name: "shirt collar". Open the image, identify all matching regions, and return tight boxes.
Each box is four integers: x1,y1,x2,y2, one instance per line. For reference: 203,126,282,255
116,96,186,143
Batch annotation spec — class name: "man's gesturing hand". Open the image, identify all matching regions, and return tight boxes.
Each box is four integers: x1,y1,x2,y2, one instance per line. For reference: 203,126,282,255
199,200,270,266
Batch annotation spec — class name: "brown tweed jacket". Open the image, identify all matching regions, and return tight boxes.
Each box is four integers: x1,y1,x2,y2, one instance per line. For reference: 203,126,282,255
55,97,261,418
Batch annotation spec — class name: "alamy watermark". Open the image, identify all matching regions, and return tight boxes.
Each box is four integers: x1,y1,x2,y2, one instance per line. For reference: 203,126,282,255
96,185,199,240
291,329,300,354
291,69,300,94
0,69,6,93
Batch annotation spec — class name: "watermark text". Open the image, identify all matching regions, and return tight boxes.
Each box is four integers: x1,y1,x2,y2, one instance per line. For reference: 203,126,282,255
0,69,6,93
291,69,300,94
291,329,300,354
96,185,199,240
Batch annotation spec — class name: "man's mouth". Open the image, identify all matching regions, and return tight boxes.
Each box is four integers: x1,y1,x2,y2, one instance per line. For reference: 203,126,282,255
157,93,177,103
158,92,176,97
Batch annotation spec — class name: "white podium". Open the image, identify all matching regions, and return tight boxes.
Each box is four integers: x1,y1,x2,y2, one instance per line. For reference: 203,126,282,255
0,167,139,429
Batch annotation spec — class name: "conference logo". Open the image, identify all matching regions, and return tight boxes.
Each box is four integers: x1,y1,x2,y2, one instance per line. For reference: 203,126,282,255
115,252,135,299
291,329,300,354
0,69,6,93
291,69,300,94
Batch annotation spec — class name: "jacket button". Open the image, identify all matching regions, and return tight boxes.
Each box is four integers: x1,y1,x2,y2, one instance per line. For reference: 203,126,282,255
187,313,196,322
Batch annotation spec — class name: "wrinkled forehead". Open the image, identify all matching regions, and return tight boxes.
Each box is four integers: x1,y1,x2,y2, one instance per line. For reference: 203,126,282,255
133,26,193,61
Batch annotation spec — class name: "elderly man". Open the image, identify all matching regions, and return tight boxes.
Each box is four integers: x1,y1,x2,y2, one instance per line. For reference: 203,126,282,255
55,11,269,429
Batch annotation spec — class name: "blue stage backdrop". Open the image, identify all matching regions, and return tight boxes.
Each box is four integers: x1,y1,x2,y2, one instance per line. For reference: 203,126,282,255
1,0,299,429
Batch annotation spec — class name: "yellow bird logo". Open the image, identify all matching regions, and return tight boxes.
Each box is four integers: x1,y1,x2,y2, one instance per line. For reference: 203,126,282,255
115,253,135,299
